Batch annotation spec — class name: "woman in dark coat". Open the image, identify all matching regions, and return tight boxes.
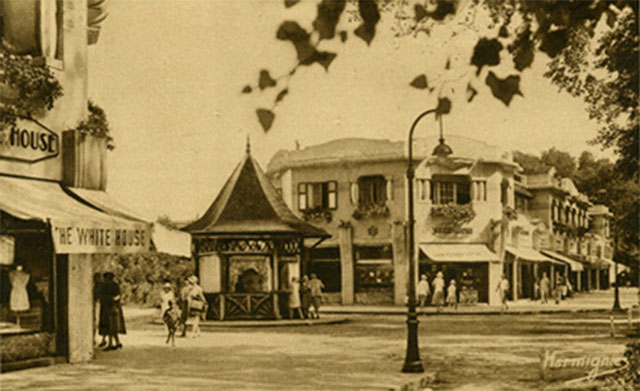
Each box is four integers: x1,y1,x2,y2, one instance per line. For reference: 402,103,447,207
102,272,126,350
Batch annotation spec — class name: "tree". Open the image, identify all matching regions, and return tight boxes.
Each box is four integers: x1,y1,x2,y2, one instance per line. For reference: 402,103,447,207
513,150,549,174
245,0,638,176
541,147,576,178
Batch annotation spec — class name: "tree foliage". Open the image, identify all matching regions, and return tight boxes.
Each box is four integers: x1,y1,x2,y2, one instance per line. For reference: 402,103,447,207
244,0,638,179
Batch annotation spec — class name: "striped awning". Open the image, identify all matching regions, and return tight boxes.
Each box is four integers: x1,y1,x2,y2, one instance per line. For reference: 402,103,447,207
419,243,500,263
505,246,563,265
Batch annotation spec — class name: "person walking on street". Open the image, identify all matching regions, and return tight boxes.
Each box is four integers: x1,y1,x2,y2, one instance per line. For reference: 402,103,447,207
160,281,175,332
496,274,510,313
288,276,304,319
417,274,430,308
187,275,206,338
300,275,312,318
102,272,125,350
446,280,458,310
554,273,564,305
179,277,191,337
540,273,551,304
307,274,324,319
431,272,445,312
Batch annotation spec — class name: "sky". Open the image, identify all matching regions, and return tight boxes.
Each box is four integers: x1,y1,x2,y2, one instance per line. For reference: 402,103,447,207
88,0,613,222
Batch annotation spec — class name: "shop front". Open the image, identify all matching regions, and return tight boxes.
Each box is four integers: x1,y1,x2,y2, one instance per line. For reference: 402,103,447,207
0,176,189,371
504,246,564,301
418,243,501,305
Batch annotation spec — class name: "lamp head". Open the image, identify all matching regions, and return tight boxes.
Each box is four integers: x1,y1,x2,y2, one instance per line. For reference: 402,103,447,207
432,138,453,157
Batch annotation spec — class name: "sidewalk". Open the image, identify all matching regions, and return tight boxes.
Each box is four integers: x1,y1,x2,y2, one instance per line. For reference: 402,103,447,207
320,288,640,316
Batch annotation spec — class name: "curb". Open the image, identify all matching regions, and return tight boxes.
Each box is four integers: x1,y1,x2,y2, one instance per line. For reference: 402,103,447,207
151,316,349,328
320,308,616,316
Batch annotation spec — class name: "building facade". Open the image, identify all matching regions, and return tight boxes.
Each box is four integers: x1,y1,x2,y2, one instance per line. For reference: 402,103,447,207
267,136,615,307
0,0,189,371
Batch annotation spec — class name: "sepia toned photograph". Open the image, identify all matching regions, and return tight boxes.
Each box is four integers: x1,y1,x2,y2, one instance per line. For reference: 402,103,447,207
0,0,638,390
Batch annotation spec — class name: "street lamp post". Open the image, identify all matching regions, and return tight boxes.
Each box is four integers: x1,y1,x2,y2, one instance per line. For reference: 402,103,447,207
402,108,452,373
612,222,622,311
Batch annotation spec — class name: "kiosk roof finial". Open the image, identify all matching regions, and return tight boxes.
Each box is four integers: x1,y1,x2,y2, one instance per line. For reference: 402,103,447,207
246,135,251,155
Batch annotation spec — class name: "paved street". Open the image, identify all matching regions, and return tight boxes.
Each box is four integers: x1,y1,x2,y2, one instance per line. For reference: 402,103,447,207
1,288,638,391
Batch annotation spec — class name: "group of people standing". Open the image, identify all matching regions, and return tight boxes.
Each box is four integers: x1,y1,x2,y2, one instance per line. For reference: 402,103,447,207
417,271,458,311
534,272,572,305
160,275,207,338
288,273,324,319
93,272,126,350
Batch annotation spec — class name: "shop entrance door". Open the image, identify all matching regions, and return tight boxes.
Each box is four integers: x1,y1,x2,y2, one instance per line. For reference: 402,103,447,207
55,255,68,358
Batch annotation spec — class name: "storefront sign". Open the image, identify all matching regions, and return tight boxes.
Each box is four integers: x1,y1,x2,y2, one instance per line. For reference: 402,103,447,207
50,222,150,254
0,117,59,163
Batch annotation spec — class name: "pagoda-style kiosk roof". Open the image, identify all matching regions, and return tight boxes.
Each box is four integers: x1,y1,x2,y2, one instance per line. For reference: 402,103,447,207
184,142,329,320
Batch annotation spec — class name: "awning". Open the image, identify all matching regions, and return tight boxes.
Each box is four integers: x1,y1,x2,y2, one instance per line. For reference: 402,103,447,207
505,246,563,265
1,176,150,254
540,250,584,271
67,187,192,257
419,243,500,263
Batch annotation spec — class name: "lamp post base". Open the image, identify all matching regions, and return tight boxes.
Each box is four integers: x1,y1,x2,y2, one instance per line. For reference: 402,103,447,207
402,307,424,373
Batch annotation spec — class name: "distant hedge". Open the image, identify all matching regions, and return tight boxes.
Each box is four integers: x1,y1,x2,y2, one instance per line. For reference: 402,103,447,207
94,253,195,308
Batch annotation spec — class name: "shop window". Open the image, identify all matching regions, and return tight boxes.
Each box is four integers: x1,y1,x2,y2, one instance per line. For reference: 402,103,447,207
357,175,387,206
0,233,54,334
515,195,528,212
355,246,393,290
309,247,340,293
298,181,337,211
431,175,471,205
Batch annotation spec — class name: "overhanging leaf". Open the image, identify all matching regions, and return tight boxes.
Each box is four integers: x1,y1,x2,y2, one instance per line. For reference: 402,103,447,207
435,97,452,116
485,71,522,106
242,85,252,94
275,88,288,103
284,0,299,8
256,109,275,132
339,31,348,43
300,50,337,71
511,27,534,71
466,83,478,102
428,0,456,21
354,0,380,45
313,0,347,40
258,69,277,90
414,4,427,22
471,38,503,75
539,29,568,58
276,21,315,63
410,74,428,89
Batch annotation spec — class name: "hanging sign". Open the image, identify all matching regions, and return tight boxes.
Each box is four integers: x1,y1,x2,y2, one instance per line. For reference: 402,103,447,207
0,116,59,163
50,221,151,254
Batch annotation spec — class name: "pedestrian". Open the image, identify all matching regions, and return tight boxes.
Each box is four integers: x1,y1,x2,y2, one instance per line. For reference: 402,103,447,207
417,274,430,308
288,276,304,319
496,274,510,313
307,273,324,319
187,275,206,338
97,272,111,347
93,273,103,347
540,272,550,304
300,275,312,318
179,276,191,337
446,280,458,310
160,281,175,332
431,271,445,312
102,272,125,350
554,273,564,305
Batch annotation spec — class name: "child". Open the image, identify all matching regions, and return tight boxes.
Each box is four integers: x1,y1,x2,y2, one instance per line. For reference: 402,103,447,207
162,299,181,347
446,280,458,310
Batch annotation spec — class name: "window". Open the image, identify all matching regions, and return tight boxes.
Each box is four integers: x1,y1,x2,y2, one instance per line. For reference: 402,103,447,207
1,1,63,61
430,175,471,205
472,181,487,202
515,196,528,212
355,246,393,289
358,176,387,205
298,181,337,211
500,179,510,206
